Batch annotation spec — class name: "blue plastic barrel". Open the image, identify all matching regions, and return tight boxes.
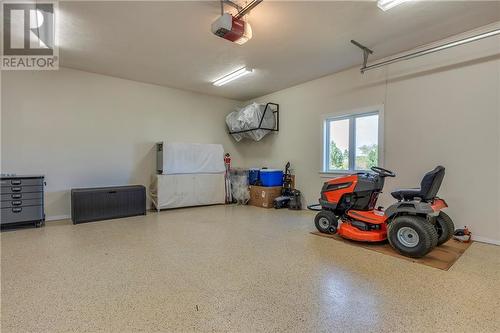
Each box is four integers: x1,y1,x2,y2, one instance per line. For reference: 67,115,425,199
260,169,284,187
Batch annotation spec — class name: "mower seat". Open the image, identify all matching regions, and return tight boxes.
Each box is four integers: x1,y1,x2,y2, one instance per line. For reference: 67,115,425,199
390,188,421,201
391,166,445,202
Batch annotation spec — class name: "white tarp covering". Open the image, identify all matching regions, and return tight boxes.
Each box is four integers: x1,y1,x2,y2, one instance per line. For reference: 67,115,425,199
150,174,225,210
161,142,225,175
226,103,276,142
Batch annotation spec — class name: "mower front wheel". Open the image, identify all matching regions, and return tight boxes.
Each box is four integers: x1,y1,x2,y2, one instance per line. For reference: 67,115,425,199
314,210,338,234
388,215,438,258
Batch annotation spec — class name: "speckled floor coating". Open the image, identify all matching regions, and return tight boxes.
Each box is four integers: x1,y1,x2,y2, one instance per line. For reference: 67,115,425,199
1,205,499,333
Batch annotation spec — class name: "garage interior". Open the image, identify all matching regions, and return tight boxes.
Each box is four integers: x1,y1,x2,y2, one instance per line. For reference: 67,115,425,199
1,1,499,332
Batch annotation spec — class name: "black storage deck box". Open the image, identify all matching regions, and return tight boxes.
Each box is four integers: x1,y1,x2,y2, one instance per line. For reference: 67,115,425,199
71,185,146,224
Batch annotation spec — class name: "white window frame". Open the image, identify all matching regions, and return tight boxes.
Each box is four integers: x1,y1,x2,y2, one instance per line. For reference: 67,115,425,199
321,106,384,176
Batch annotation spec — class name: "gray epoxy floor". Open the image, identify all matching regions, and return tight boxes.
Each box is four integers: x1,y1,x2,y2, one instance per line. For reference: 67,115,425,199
1,205,499,333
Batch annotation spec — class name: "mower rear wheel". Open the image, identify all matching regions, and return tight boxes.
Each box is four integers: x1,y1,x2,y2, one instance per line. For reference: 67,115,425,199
388,215,438,258
314,210,338,234
435,211,455,246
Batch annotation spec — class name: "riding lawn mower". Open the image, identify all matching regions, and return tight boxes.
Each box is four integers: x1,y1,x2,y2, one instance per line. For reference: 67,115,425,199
314,166,455,258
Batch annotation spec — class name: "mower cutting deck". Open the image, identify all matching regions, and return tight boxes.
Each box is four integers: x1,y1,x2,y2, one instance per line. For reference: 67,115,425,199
314,166,454,258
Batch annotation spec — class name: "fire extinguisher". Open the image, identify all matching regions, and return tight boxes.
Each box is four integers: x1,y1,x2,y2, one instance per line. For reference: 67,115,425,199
224,153,231,167
224,153,232,203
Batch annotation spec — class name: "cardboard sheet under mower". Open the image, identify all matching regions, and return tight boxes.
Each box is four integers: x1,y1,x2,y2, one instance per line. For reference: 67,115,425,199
310,231,472,271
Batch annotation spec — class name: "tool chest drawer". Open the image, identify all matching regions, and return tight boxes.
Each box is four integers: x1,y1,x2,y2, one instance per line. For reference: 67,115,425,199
0,185,43,194
1,192,43,201
0,175,45,227
0,178,44,187
1,206,44,224
1,199,43,209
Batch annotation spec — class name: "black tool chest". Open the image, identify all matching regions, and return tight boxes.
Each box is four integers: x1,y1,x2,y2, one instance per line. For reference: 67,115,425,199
1,175,45,227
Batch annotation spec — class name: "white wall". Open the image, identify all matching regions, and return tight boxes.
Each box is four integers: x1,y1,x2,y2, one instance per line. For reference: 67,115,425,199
237,27,500,244
1,27,498,244
1,68,242,219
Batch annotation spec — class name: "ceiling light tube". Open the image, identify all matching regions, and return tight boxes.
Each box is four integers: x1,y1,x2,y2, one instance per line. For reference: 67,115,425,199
213,67,253,86
377,0,412,11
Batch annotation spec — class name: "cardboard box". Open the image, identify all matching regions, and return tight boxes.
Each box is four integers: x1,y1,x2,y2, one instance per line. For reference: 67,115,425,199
249,186,282,208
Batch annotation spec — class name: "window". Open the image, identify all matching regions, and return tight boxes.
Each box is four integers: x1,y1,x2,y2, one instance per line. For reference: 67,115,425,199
323,109,382,173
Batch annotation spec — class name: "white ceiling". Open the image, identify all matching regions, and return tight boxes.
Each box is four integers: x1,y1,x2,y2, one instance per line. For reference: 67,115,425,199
58,1,500,100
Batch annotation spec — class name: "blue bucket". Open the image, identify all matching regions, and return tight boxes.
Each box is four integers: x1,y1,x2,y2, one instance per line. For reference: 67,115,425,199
248,168,260,185
260,169,284,187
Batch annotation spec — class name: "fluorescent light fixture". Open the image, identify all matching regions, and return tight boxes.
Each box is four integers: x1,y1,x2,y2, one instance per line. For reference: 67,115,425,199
213,67,253,86
377,0,412,11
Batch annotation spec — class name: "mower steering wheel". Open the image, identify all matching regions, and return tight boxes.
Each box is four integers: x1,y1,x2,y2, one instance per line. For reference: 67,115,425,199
371,166,396,178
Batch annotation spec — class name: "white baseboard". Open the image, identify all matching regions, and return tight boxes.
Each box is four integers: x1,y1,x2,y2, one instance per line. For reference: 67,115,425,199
472,235,500,246
45,214,71,222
